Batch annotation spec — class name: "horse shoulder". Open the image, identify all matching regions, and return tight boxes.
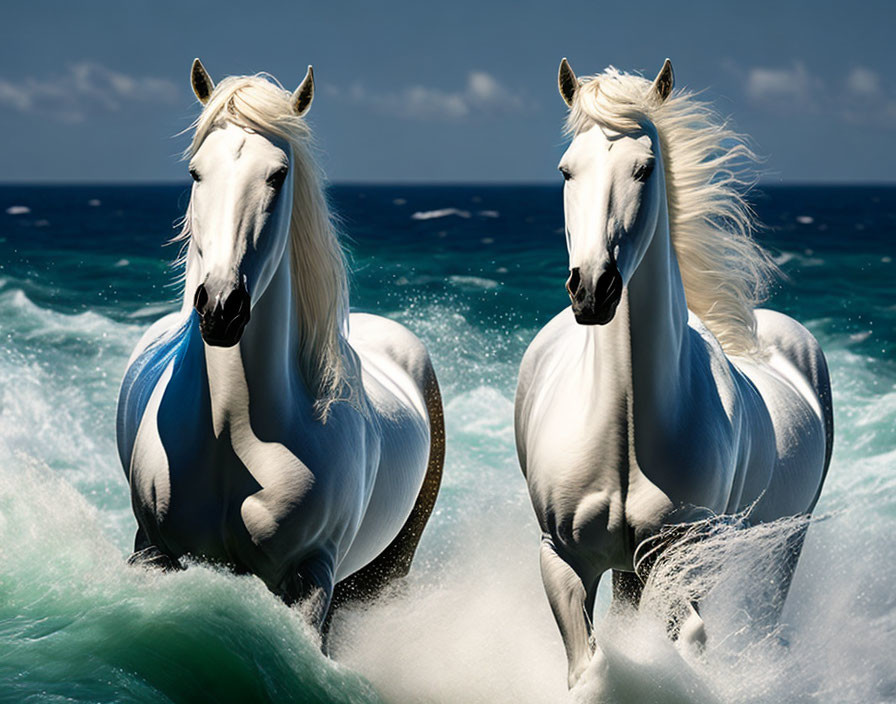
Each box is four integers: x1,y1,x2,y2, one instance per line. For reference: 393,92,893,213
125,311,186,368
516,309,577,424
117,313,198,473
515,308,579,473
519,308,575,383
636,313,756,513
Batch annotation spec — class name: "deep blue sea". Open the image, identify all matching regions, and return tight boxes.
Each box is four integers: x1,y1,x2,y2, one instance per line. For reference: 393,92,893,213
0,184,893,703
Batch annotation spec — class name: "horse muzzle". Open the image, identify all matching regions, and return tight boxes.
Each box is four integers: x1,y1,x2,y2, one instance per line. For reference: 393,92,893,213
193,279,251,347
567,263,623,325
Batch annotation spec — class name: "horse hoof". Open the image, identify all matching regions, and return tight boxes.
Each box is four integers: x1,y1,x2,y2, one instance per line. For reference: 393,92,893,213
680,609,707,654
128,546,180,571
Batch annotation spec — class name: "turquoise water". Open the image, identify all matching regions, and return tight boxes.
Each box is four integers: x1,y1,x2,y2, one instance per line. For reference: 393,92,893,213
0,185,893,702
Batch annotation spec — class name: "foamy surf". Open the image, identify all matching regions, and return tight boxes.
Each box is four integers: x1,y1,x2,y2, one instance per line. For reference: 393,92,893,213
411,208,472,220
0,183,893,702
0,457,380,704
448,274,500,290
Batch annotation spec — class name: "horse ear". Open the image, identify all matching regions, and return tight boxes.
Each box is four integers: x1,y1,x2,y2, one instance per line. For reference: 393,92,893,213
651,58,674,103
292,65,314,117
191,58,215,105
558,57,578,107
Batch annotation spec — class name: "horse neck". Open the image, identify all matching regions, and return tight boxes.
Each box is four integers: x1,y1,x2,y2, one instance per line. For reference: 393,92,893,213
592,197,690,422
198,248,314,427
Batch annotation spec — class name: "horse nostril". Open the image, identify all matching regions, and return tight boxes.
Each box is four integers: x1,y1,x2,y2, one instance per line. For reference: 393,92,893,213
195,281,252,347
223,288,242,317
566,268,581,298
193,283,209,312
224,279,250,319
218,282,251,330
595,264,623,307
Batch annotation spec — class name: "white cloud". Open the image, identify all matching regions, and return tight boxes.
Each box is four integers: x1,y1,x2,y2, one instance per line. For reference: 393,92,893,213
739,61,895,129
466,71,522,110
327,71,527,121
846,67,881,98
0,82,31,111
745,62,815,107
0,61,179,122
403,84,470,119
841,66,896,127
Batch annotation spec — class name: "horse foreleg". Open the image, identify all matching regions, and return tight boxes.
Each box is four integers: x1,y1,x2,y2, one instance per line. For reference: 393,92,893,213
610,567,705,651
540,539,598,688
127,527,181,571
678,601,707,651
633,527,708,650
278,554,336,638
753,521,809,632
610,569,643,612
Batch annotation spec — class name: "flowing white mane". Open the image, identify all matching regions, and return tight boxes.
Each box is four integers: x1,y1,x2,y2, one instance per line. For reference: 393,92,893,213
566,67,776,355
181,74,351,418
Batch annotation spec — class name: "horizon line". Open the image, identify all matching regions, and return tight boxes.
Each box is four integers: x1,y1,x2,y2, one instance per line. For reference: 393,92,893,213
1,179,895,189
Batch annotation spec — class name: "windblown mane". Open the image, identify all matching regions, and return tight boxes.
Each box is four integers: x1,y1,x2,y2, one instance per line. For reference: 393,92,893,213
180,74,352,418
566,67,776,355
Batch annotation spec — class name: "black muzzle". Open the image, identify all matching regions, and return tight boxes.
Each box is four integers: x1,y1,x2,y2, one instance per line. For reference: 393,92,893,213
567,263,623,325
193,278,251,347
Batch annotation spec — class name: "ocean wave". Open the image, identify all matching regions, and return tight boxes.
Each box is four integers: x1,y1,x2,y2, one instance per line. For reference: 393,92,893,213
448,275,500,290
0,287,142,347
0,279,892,702
0,458,380,704
0,289,141,534
127,302,179,319
772,250,826,268
411,208,471,221
331,514,565,703
772,251,795,266
445,385,515,443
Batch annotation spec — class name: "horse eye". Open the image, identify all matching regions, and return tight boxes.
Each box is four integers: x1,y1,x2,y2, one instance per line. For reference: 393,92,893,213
267,167,288,190
559,167,572,182
634,162,655,182
189,167,201,182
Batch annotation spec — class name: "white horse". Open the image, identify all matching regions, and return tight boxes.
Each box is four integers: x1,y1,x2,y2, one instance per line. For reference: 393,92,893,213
514,58,833,688
117,60,444,629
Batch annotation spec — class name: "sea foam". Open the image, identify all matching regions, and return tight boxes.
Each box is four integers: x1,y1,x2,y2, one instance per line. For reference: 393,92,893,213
0,212,893,702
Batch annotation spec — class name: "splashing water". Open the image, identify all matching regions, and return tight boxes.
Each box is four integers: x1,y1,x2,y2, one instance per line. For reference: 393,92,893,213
0,184,893,702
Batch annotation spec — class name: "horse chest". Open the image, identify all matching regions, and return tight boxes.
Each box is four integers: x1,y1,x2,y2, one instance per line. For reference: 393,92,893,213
130,369,366,573
521,361,629,560
520,337,739,564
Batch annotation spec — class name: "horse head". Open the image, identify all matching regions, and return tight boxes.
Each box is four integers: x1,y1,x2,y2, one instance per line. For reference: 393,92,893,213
557,58,674,325
185,58,315,347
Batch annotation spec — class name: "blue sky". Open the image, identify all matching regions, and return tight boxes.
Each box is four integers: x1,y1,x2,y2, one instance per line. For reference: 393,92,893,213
1,0,893,183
